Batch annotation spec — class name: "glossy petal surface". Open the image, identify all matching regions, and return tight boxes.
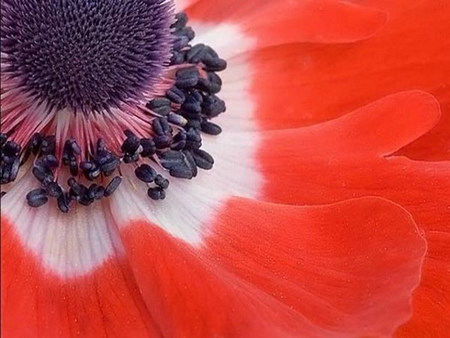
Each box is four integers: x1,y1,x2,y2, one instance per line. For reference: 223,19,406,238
2,1,447,336
1,216,159,337
188,0,387,51
258,91,450,336
116,197,426,337
240,0,450,160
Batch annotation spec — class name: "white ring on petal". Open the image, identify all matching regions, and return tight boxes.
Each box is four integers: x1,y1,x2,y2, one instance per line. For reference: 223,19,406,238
219,56,258,131
1,172,122,277
174,0,190,12
1,21,262,275
191,21,256,60
110,46,263,244
192,22,257,131
111,129,263,245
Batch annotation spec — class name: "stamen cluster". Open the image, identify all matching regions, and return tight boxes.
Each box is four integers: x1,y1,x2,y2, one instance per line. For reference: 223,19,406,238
1,11,228,213
0,134,21,185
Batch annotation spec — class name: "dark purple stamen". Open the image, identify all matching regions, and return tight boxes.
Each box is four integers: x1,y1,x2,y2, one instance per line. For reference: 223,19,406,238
2,11,228,212
26,188,49,207
0,136,21,184
104,177,123,197
192,149,214,170
135,164,157,183
1,0,174,113
146,98,172,116
147,187,166,200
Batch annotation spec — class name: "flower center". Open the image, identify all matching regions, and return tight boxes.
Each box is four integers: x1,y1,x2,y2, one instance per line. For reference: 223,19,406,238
1,5,228,213
1,0,173,113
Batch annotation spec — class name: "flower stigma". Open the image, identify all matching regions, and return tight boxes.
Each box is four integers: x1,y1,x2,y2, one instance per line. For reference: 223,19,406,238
0,0,228,212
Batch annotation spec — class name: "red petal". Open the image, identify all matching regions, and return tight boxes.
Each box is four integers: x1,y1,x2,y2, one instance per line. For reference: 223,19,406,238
118,197,425,337
1,216,158,337
260,90,440,157
396,231,450,337
247,0,450,160
188,0,387,46
259,92,450,336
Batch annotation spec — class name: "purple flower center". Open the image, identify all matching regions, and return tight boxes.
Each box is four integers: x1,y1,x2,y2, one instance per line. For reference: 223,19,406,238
1,9,229,212
1,0,174,113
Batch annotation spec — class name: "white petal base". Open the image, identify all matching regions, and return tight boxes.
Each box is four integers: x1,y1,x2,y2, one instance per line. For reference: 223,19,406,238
111,26,262,244
111,129,263,244
1,173,122,277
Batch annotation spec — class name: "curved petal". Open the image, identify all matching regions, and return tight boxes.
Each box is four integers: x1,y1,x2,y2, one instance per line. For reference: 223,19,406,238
189,0,387,56
108,125,263,244
256,92,450,336
1,174,158,337
113,196,426,337
262,90,441,159
235,0,450,160
396,230,450,337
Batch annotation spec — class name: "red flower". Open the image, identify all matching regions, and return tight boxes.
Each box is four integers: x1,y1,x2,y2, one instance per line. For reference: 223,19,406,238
1,0,447,337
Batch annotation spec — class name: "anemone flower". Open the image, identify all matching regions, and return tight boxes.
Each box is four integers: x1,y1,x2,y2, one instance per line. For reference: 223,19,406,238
0,1,447,338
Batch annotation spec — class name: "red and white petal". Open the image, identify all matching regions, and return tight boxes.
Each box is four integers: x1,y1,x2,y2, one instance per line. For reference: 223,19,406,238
228,0,450,160
256,91,450,336
112,195,426,337
1,173,158,337
189,0,387,56
192,22,256,61
209,47,258,132
173,0,199,12
109,81,263,242
109,125,263,243
1,172,120,276
191,2,385,134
